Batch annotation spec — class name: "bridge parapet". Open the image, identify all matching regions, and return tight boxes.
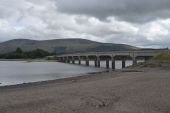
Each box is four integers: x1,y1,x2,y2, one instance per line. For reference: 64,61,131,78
58,50,165,57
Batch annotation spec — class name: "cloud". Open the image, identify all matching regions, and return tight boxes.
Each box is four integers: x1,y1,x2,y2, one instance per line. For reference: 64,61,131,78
56,0,170,23
0,0,169,48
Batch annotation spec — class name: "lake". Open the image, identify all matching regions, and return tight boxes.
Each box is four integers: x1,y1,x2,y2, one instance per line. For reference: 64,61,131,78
0,60,144,86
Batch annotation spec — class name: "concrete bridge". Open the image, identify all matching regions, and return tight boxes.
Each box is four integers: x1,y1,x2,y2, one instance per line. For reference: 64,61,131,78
56,49,167,69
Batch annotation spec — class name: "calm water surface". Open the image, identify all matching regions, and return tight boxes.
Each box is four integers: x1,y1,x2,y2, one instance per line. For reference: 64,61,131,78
0,61,105,86
0,60,144,86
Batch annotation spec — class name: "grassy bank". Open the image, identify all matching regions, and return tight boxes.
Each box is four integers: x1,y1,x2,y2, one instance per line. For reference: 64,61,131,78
140,50,170,68
153,50,170,61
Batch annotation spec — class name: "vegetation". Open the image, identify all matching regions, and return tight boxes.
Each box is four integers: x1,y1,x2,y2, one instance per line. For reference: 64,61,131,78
142,62,162,68
139,50,170,68
16,47,23,54
0,47,51,59
153,50,170,61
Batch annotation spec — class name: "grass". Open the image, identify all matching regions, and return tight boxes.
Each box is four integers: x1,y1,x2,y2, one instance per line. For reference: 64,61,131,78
153,50,170,61
139,50,170,68
142,63,162,68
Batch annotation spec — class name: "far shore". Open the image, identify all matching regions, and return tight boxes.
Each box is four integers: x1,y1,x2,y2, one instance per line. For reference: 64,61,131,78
0,59,57,62
0,62,170,113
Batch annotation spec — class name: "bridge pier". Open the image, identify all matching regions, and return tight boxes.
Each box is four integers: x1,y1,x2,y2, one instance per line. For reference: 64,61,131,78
72,60,75,64
132,57,137,66
86,57,89,66
72,57,75,64
98,61,100,67
65,57,68,63
95,60,98,67
66,57,69,63
78,57,81,65
122,59,126,68
67,59,70,63
106,59,109,69
62,57,65,63
78,59,81,65
86,60,89,66
97,57,100,67
112,57,115,69
63,57,66,63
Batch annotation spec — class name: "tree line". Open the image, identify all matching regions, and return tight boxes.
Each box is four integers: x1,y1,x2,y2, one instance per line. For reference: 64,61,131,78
0,48,52,59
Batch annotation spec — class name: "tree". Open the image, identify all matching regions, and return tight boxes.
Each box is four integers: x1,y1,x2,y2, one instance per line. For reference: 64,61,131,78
0,48,50,59
16,47,23,54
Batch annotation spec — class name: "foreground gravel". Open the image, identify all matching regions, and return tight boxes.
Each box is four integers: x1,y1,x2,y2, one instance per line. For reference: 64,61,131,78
0,67,170,113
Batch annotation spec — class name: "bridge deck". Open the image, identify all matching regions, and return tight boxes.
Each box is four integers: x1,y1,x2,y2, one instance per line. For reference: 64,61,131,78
57,50,166,57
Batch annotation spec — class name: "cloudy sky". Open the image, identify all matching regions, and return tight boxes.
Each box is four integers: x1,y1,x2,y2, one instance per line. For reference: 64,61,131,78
0,0,170,48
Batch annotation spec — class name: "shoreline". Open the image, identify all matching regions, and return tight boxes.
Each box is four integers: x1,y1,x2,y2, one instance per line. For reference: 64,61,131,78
0,70,111,89
0,64,170,113
0,60,109,88
0,67,145,90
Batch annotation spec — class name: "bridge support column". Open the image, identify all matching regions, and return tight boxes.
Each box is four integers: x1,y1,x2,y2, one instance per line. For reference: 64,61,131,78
67,59,70,63
64,57,66,63
106,59,109,69
86,57,89,66
78,57,81,65
97,57,100,67
95,60,98,67
64,57,67,63
122,59,126,68
72,57,75,64
96,56,100,67
72,60,75,64
67,57,71,63
112,57,115,70
132,57,137,66
61,57,64,62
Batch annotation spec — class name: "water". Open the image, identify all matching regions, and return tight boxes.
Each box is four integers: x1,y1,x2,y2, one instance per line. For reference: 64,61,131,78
0,61,105,86
0,60,144,86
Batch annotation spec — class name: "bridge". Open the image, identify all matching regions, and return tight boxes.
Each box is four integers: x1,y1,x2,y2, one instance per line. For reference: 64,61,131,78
56,49,167,69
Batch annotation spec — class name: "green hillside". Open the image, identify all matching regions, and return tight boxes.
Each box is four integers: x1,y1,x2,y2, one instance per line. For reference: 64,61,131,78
0,38,138,54
154,50,170,61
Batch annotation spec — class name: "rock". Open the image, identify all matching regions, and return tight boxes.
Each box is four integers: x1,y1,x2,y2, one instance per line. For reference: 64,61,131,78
81,96,105,108
81,96,120,108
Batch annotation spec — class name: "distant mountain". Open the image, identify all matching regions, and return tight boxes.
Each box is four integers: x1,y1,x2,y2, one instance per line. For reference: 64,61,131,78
0,38,139,54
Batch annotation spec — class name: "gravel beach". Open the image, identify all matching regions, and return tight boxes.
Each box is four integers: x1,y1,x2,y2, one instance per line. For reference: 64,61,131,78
0,66,170,113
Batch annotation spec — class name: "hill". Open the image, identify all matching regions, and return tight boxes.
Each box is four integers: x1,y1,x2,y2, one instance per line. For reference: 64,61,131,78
0,38,138,54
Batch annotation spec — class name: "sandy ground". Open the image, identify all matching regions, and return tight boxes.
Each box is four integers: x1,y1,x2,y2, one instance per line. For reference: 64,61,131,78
0,66,170,113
